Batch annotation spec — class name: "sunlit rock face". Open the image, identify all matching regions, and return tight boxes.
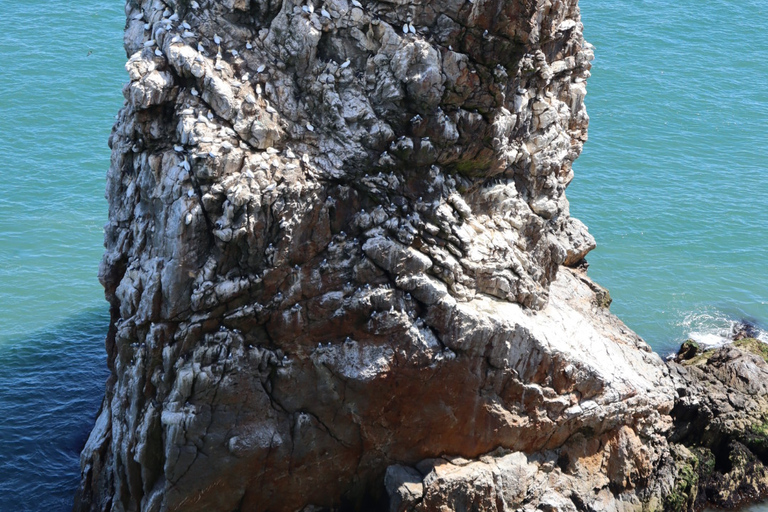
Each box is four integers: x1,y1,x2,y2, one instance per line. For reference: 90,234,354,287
75,0,691,510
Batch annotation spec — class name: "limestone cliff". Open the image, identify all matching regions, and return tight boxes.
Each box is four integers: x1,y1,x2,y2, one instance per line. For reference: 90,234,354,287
74,0,768,511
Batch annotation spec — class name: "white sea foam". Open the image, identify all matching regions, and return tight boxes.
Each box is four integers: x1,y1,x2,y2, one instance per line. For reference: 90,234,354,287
679,309,768,349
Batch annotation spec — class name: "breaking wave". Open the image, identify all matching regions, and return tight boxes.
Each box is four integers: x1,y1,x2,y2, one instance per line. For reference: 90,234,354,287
678,308,768,349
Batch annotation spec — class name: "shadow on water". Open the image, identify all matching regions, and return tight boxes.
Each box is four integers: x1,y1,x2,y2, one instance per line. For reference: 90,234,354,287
0,307,109,512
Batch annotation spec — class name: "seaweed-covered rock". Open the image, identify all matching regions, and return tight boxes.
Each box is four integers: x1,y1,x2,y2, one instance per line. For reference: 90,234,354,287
670,341,768,509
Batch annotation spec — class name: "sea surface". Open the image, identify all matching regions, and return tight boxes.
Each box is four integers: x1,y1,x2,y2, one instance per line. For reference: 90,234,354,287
0,0,765,510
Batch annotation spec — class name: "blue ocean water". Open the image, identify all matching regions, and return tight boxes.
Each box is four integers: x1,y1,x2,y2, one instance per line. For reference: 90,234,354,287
0,0,765,510
571,0,768,356
0,1,123,509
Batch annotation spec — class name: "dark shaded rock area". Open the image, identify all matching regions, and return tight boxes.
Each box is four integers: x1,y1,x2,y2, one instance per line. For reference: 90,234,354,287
668,336,768,510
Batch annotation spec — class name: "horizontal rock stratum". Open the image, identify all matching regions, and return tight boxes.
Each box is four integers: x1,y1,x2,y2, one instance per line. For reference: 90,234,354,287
76,0,768,510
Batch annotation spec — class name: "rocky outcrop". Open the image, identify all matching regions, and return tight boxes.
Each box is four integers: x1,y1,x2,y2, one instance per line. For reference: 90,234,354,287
75,0,768,511
667,339,768,510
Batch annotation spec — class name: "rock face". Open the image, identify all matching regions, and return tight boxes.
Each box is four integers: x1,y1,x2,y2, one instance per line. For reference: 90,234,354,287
74,0,768,511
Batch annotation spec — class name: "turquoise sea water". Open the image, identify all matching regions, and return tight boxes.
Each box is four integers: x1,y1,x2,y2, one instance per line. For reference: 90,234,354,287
0,1,123,509
0,0,765,510
571,0,768,355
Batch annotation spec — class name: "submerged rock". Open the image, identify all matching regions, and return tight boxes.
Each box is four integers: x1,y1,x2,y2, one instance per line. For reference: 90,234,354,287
75,0,768,511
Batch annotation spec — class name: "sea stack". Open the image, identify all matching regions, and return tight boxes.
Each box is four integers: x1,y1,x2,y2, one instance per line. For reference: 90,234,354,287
76,0,768,510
